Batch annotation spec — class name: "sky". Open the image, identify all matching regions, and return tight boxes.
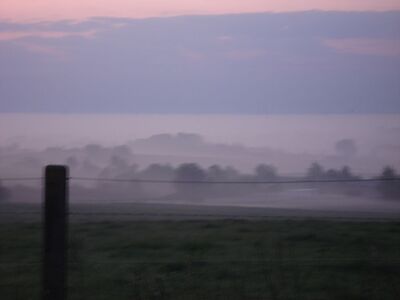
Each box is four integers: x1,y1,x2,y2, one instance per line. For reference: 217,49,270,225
0,1,399,114
1,0,400,22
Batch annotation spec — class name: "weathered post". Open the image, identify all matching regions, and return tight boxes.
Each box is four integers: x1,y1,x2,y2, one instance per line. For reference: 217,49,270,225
43,165,68,300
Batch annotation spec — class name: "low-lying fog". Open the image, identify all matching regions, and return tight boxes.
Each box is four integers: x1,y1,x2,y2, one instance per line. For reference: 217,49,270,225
0,113,399,216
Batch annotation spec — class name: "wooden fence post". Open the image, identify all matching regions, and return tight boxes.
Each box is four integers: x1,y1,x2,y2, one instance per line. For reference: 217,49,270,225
43,165,69,300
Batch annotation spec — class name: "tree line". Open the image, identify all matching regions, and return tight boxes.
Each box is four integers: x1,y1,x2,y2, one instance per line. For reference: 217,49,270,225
89,161,400,202
1,162,399,202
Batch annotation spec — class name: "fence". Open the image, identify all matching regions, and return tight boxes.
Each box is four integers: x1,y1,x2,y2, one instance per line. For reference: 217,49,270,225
1,165,400,300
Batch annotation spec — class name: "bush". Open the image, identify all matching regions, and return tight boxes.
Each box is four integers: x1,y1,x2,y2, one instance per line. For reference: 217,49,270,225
378,166,400,200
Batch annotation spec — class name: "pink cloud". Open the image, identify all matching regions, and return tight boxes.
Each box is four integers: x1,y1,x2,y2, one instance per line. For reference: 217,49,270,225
1,0,400,22
15,41,67,59
0,30,96,41
324,38,400,57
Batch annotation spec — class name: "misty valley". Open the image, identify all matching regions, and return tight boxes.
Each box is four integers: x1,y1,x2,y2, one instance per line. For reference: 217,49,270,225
1,133,399,218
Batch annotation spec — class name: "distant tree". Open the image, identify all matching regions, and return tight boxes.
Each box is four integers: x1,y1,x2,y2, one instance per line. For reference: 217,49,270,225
175,163,206,182
207,165,225,181
337,166,362,196
381,166,396,179
96,162,142,201
322,165,356,180
335,139,357,157
112,145,132,159
110,155,129,170
84,144,104,157
175,133,204,146
207,165,240,181
175,163,206,201
138,164,175,198
140,164,175,180
98,156,131,179
222,166,240,180
378,166,400,200
254,164,277,180
325,169,340,179
340,166,353,179
205,165,244,197
306,162,325,179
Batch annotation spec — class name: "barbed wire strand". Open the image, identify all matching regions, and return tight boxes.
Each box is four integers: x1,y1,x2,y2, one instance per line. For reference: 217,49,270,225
1,176,399,184
0,177,42,182
69,176,400,184
0,211,41,215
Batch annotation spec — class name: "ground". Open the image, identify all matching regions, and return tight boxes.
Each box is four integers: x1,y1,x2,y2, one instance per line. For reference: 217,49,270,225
1,216,400,300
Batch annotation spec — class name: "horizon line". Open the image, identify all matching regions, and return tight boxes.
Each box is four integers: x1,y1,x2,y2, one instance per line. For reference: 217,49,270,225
2,9,400,24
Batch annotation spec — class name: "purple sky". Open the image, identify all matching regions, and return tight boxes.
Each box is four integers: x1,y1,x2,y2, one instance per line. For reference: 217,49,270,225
0,11,399,114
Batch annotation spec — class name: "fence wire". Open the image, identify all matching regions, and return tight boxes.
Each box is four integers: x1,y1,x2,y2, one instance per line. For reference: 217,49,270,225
2,175,400,184
0,177,42,182
69,176,400,184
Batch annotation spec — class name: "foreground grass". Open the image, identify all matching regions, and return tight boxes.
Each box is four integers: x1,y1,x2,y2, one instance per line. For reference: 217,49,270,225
1,220,400,299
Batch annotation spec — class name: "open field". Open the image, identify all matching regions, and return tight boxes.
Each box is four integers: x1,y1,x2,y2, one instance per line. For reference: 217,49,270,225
1,216,400,300
1,200,400,223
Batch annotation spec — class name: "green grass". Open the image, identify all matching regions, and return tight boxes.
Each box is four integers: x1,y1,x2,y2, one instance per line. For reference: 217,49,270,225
1,220,400,299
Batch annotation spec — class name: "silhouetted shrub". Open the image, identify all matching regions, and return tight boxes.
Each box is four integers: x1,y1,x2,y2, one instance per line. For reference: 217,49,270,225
175,163,207,201
378,166,400,200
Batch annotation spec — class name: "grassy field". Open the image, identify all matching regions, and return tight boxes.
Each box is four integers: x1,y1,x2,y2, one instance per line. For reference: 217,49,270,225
1,219,400,300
